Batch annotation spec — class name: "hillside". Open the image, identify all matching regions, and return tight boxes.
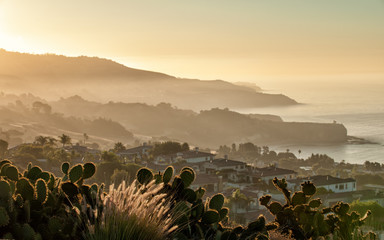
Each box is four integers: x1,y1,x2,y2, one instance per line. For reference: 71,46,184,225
0,49,297,110
50,95,346,147
0,98,134,147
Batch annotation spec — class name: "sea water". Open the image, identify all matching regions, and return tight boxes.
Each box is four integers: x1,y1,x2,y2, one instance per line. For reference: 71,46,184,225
235,77,384,164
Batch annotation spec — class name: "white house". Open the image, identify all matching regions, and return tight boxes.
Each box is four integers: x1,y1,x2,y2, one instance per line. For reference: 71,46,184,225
289,175,356,193
311,175,356,193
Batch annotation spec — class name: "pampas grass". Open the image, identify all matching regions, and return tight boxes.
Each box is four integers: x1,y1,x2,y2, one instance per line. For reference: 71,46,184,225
85,180,177,240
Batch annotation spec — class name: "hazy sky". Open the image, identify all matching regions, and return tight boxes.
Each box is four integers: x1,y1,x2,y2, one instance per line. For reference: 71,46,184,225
0,0,383,82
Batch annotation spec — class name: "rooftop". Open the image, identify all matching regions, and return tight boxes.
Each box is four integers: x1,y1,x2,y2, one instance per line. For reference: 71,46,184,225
210,158,246,167
192,173,220,185
253,166,297,177
118,145,153,154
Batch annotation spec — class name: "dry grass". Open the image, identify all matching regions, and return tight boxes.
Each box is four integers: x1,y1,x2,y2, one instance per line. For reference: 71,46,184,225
85,180,177,240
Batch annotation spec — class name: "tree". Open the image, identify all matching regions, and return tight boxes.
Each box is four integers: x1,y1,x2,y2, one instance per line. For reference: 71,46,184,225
101,151,119,163
181,142,189,151
34,136,48,146
32,101,52,114
113,142,126,153
83,133,89,145
59,134,71,148
231,143,237,153
0,139,8,159
152,141,185,156
47,137,57,146
262,146,269,156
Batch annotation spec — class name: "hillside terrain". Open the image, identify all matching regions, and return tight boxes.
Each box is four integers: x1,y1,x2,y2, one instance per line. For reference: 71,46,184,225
0,93,347,148
52,95,347,147
0,49,296,110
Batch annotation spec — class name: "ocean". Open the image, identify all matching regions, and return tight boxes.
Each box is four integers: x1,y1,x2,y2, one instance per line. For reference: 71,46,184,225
235,77,384,164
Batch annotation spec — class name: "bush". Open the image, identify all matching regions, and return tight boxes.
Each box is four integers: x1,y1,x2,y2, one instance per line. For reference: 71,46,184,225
0,159,103,239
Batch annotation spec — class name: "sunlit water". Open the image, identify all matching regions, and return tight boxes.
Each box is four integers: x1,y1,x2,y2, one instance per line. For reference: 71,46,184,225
234,78,384,164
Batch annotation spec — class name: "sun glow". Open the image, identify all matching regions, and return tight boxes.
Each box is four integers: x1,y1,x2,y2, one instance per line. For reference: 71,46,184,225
0,22,44,55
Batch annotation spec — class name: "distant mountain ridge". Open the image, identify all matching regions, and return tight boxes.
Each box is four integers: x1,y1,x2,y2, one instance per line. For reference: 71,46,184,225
0,93,347,148
0,49,297,110
50,95,347,147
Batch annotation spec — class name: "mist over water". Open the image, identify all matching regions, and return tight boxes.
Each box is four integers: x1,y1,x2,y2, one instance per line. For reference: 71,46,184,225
235,77,384,164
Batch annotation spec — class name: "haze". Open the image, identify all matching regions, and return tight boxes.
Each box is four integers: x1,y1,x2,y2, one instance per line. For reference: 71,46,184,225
0,0,383,81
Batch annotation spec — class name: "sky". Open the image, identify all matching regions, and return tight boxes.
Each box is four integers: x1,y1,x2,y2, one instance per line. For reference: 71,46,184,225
0,0,383,82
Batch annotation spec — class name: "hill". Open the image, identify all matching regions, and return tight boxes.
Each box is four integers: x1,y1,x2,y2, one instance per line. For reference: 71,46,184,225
50,96,347,147
0,49,297,110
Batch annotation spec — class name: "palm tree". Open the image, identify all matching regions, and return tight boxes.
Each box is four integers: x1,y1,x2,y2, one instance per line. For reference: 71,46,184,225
113,142,126,153
47,137,58,146
34,136,48,146
59,134,71,148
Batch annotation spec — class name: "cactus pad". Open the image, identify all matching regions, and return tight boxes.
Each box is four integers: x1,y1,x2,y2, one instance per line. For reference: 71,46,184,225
61,182,79,199
37,172,50,182
309,199,322,208
0,180,11,198
5,165,19,181
136,168,153,185
83,162,96,179
219,207,229,221
202,210,220,224
181,188,197,203
269,201,283,215
180,168,195,187
162,166,174,184
35,179,48,204
209,193,225,211
26,166,43,181
69,164,83,183
16,178,35,201
61,162,70,175
301,181,316,196
292,191,306,206
259,195,271,206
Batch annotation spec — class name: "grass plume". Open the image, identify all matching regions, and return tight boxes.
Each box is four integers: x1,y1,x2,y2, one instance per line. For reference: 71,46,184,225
85,180,177,240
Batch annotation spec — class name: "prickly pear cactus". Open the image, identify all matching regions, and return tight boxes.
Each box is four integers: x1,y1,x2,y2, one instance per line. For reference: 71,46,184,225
136,166,273,240
0,159,102,240
259,177,375,240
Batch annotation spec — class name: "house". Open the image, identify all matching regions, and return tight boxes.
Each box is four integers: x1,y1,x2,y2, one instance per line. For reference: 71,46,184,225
289,175,356,193
117,143,153,160
66,144,101,163
318,189,384,207
155,149,215,164
190,173,223,193
251,166,297,184
203,157,247,174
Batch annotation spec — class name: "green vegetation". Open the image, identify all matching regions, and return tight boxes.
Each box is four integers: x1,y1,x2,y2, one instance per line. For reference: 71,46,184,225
151,141,189,157
351,200,384,231
135,166,275,240
0,156,377,239
0,159,103,239
260,178,375,240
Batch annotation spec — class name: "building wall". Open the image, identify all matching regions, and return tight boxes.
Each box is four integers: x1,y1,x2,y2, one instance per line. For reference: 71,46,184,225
186,156,208,163
319,181,356,193
261,173,297,184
